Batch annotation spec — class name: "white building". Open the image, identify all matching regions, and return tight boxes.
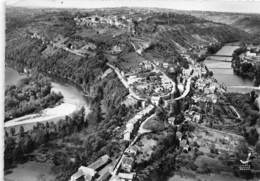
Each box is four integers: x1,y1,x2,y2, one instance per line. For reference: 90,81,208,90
125,145,138,157
124,131,131,141
151,96,160,106
168,117,175,125
70,166,97,181
192,114,201,123
118,172,136,181
246,51,257,57
162,62,169,69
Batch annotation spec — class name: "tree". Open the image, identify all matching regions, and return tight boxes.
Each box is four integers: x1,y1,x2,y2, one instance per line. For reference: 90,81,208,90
235,141,249,161
23,134,34,153
158,97,164,107
118,104,127,117
256,141,260,155
246,128,259,146
46,122,50,129
156,107,166,122
19,125,25,137
5,129,9,137
10,127,15,136
174,113,184,125
250,91,257,103
95,103,103,123
255,62,260,86
95,85,104,101
172,100,181,115
136,100,142,109
53,151,68,166
4,137,16,169
210,143,218,154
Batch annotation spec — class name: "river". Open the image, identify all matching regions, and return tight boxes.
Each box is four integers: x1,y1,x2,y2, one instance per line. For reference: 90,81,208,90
4,67,91,181
204,45,258,94
4,67,90,130
5,67,27,87
204,60,256,93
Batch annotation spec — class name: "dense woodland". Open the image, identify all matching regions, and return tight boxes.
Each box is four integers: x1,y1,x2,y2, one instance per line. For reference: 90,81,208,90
135,128,180,181
4,108,86,170
225,92,259,146
5,74,63,121
4,71,133,181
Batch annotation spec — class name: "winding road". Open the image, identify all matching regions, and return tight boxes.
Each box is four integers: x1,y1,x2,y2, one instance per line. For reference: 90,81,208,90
109,60,194,179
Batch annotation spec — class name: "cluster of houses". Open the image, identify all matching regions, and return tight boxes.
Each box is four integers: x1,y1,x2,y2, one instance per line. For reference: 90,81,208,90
194,74,224,97
29,31,97,57
139,60,153,70
131,77,172,98
113,57,175,101
153,61,171,70
234,46,260,70
30,32,46,43
73,15,133,29
69,104,155,181
243,50,260,63
110,145,139,181
167,118,194,153
107,104,155,181
70,155,112,181
127,69,173,99
195,78,215,93
130,37,152,55
111,44,124,54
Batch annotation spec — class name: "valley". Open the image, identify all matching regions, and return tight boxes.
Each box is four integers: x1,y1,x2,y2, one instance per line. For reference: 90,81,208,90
4,6,260,181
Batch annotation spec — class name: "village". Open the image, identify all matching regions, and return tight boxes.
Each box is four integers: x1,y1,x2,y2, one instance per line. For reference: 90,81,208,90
67,44,260,181
21,26,260,181
5,6,260,181
73,15,137,30
232,44,260,84
242,45,260,63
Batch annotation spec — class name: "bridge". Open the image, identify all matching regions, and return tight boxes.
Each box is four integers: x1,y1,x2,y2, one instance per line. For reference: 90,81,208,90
206,55,233,62
212,54,233,58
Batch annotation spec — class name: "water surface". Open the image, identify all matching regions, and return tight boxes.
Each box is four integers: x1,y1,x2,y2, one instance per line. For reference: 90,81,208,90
205,60,255,93
4,67,90,129
5,67,26,87
204,45,256,93
4,67,90,181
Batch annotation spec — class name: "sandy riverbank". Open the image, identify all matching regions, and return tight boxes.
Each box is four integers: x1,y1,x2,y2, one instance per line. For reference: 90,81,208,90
4,103,77,128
